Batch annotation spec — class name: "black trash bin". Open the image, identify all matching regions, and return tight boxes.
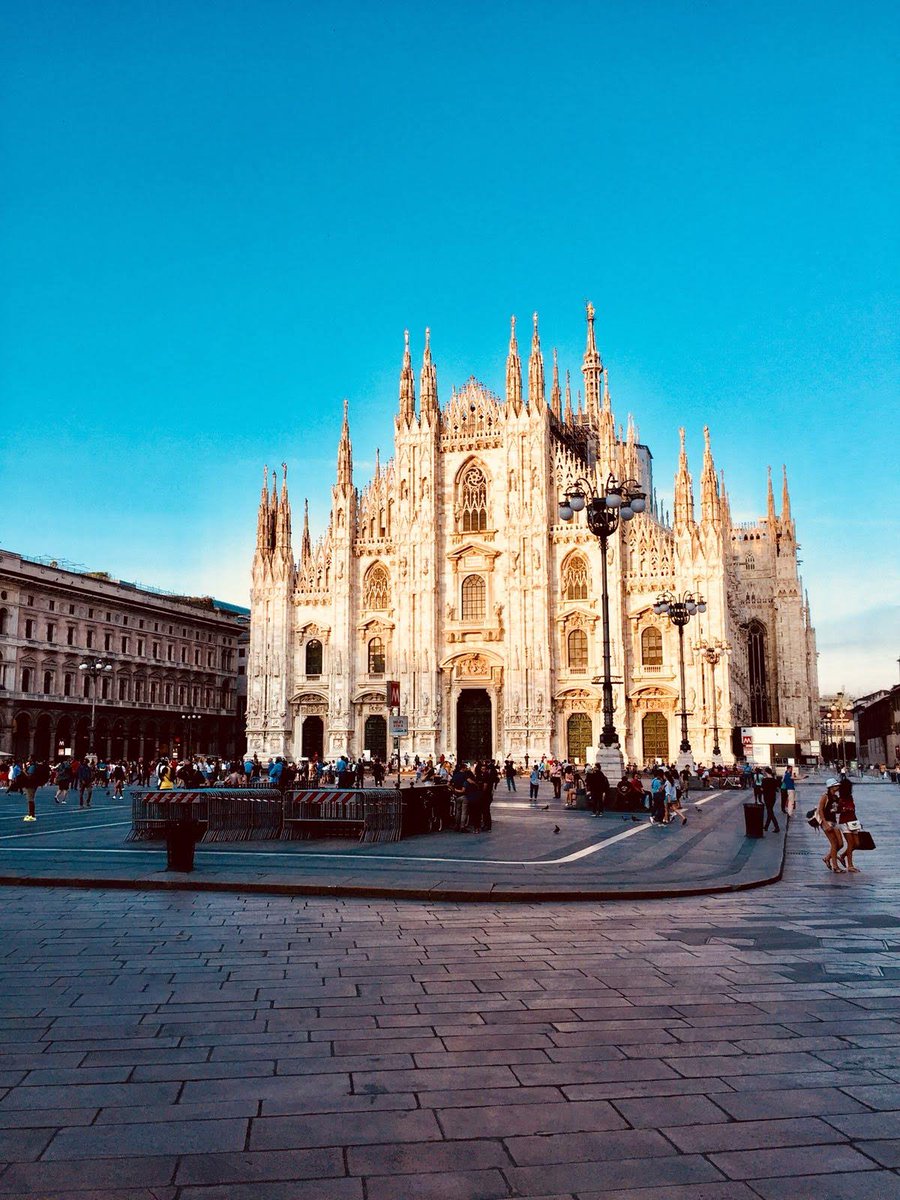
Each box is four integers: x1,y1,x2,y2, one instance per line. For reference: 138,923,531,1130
743,802,765,839
166,818,199,871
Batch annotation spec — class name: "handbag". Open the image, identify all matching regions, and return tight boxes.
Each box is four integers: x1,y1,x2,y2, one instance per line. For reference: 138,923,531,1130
856,830,876,851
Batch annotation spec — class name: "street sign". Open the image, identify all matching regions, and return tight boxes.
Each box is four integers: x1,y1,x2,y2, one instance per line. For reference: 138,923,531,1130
389,714,408,737
386,680,400,708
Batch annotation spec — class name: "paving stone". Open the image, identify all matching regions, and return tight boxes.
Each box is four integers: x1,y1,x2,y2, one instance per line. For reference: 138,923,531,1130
504,1152,724,1195
666,1115,846,1153
611,1094,730,1127
177,1181,362,1200
0,1155,178,1193
711,1086,869,1120
709,1142,876,1179
249,1107,442,1150
505,1127,674,1165
437,1098,626,1139
747,1171,900,1199
364,1169,510,1200
824,1109,900,1138
347,1137,507,1175
174,1147,345,1184
577,1185,760,1200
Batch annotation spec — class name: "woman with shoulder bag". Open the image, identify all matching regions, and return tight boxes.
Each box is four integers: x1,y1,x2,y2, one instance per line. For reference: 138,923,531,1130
817,778,844,873
836,776,862,873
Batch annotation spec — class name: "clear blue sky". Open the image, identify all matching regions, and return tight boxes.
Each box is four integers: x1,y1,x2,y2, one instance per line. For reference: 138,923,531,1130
1,0,897,694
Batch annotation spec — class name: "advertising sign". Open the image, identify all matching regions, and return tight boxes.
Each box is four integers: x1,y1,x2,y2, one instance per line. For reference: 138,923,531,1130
389,714,408,737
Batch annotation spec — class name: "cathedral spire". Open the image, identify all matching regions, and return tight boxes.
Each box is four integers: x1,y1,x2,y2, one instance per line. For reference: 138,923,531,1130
506,315,523,413
673,427,695,530
398,329,416,425
781,464,793,528
301,498,311,562
420,326,439,421
766,465,777,528
719,468,732,530
550,347,562,419
603,368,612,413
581,300,603,417
275,461,292,564
528,311,545,409
337,398,353,492
699,425,719,527
564,369,574,424
256,464,272,556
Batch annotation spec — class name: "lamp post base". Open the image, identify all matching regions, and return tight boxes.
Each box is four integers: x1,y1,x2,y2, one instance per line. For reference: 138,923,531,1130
675,747,696,772
594,743,625,781
711,750,725,767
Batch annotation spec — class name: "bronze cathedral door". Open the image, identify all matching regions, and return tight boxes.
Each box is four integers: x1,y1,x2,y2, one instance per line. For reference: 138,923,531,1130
457,689,492,763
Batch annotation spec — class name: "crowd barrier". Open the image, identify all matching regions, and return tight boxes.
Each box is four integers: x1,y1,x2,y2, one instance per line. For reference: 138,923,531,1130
127,785,418,845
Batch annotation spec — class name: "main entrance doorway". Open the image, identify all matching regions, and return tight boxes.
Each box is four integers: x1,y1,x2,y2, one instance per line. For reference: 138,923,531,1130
364,714,387,762
642,711,669,764
301,716,324,760
457,689,492,763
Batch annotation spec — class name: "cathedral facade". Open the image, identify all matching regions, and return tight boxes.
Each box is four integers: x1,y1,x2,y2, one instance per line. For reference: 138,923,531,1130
247,306,820,767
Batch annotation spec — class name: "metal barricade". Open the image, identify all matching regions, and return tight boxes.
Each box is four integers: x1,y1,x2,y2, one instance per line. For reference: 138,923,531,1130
127,790,209,841
202,791,283,842
281,788,402,843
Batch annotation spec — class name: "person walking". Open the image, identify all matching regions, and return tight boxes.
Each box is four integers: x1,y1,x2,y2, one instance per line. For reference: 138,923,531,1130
751,765,764,804
77,760,94,808
817,778,844,872
54,761,72,805
837,775,861,872
528,764,541,804
111,762,126,801
550,761,562,799
21,758,40,822
760,767,780,832
780,765,796,814
665,770,687,825
586,765,609,817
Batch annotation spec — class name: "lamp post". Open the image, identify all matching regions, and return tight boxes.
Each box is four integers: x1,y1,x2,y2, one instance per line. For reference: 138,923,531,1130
558,473,646,775
181,711,201,760
830,692,848,770
78,658,112,759
653,590,706,767
696,638,730,762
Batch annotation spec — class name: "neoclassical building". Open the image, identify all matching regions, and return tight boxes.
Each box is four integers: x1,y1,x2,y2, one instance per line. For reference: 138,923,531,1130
247,305,819,766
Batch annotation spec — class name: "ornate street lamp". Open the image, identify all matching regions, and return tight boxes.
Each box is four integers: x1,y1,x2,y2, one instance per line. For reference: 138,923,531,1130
78,657,112,758
653,590,706,765
558,473,646,773
695,638,730,761
829,691,848,770
181,711,201,760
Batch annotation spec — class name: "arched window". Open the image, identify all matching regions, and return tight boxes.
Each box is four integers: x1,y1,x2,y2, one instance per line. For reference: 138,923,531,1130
43,670,53,695
0,608,8,635
745,553,756,571
567,628,588,673
305,639,323,675
747,620,770,724
641,627,663,667
562,554,590,601
368,637,385,675
21,667,32,693
460,466,488,532
461,575,486,622
363,563,390,611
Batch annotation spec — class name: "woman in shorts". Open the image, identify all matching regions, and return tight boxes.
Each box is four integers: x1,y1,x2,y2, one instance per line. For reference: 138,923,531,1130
816,778,844,872
54,761,72,805
836,776,861,873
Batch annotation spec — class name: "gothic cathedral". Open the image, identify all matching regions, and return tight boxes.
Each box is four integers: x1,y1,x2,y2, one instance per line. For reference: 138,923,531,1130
247,305,819,766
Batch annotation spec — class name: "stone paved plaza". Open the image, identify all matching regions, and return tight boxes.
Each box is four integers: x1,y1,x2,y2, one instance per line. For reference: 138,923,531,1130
0,783,898,1198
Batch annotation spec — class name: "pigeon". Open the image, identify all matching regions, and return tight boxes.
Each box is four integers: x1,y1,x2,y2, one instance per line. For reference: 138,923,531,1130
693,804,703,815
631,815,641,822
540,804,550,811
553,825,560,834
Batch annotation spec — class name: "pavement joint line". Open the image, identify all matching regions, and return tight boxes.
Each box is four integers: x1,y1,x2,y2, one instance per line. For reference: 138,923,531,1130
0,819,132,841
0,791,729,867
